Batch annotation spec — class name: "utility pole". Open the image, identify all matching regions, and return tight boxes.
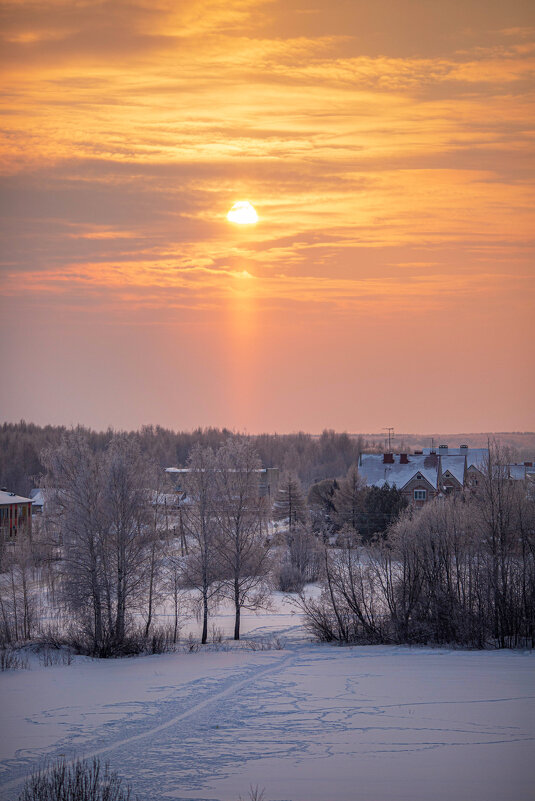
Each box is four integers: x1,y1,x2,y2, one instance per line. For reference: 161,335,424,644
383,427,394,451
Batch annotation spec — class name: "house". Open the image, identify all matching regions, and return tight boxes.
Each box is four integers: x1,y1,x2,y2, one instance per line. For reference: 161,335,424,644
506,462,535,481
359,452,441,507
29,488,45,514
359,446,489,506
164,466,279,499
360,445,534,506
0,489,33,541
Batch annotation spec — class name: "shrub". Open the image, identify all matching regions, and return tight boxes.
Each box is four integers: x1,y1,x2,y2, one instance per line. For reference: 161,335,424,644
17,757,135,801
277,563,305,593
0,647,28,671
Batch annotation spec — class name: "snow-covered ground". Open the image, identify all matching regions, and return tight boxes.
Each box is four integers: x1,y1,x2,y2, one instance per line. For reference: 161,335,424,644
1,606,534,801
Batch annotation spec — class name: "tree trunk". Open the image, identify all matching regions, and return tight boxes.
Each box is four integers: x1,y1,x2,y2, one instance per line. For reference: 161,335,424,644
234,580,240,640
201,588,208,644
93,588,103,653
144,542,156,638
116,534,126,645
173,586,179,644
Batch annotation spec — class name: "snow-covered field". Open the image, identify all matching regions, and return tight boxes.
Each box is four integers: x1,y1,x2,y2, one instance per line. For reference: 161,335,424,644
1,605,534,801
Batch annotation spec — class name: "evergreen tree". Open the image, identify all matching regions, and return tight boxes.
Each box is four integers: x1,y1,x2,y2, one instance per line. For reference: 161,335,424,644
272,472,307,531
363,484,408,539
333,464,366,534
308,478,339,533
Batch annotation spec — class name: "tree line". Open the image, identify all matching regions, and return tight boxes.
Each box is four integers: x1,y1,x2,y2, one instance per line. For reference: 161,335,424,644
0,421,368,497
1,432,532,653
0,432,276,654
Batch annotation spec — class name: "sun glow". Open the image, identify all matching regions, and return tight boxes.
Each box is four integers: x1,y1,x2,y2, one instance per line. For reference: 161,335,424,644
226,201,258,225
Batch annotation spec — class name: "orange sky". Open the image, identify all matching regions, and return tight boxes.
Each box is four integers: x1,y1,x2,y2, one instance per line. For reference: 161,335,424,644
1,0,534,433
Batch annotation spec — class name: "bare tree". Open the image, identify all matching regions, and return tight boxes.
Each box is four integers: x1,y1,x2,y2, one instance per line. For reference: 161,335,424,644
42,432,158,654
473,443,535,647
214,439,272,640
42,433,107,652
143,473,172,638
102,436,156,646
182,444,220,644
163,545,186,644
0,536,38,643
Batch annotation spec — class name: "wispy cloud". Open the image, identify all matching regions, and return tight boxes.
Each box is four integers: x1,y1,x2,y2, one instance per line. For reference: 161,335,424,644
1,0,534,430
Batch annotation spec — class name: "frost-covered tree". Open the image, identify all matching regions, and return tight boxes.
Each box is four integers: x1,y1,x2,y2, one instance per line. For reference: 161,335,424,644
0,535,38,643
42,433,107,652
272,472,307,531
181,444,221,644
214,439,271,640
333,464,366,534
102,436,156,646
42,432,158,654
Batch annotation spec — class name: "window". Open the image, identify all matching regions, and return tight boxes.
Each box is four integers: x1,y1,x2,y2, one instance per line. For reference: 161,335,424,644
414,489,427,501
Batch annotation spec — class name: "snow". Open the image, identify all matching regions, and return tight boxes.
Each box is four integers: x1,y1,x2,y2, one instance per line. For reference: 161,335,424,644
0,491,33,506
1,608,534,801
359,453,439,491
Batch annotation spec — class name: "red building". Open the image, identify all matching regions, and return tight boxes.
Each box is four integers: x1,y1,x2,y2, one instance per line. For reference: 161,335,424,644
0,489,33,541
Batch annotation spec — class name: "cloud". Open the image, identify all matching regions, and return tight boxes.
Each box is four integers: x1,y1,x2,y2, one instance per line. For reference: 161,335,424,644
1,0,534,429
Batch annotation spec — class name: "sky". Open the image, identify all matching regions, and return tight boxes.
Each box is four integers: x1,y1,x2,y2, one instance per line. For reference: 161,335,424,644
1,0,534,434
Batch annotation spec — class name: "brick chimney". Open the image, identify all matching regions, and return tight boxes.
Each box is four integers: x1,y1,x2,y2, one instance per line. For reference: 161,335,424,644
525,461,533,467
383,453,394,464
400,453,409,464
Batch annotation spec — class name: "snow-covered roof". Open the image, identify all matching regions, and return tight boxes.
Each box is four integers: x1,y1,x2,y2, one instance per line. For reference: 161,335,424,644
507,464,535,480
165,467,274,474
0,490,33,506
150,491,183,505
359,453,439,491
440,455,466,485
29,488,45,508
423,446,488,468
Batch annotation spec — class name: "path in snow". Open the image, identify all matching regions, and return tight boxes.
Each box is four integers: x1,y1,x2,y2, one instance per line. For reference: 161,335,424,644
1,629,534,801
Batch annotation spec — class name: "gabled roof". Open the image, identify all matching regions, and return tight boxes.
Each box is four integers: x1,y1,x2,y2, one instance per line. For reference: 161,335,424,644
359,453,439,491
440,454,466,486
0,490,33,506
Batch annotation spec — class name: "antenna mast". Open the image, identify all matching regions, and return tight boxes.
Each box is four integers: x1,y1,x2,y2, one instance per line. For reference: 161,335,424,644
383,426,394,451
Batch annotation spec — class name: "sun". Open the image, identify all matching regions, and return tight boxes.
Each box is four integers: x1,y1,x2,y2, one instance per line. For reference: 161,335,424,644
226,200,258,225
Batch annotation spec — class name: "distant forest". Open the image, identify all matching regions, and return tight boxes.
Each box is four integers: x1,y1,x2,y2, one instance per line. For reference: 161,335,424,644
1,421,533,498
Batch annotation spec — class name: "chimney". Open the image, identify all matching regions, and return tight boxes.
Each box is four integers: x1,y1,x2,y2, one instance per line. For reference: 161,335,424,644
460,444,468,450
413,450,423,455
400,453,409,464
383,453,394,464
439,444,448,454
525,461,533,467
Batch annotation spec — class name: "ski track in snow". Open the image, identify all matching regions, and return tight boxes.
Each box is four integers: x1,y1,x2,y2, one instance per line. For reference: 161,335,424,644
0,650,296,798
1,631,534,801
